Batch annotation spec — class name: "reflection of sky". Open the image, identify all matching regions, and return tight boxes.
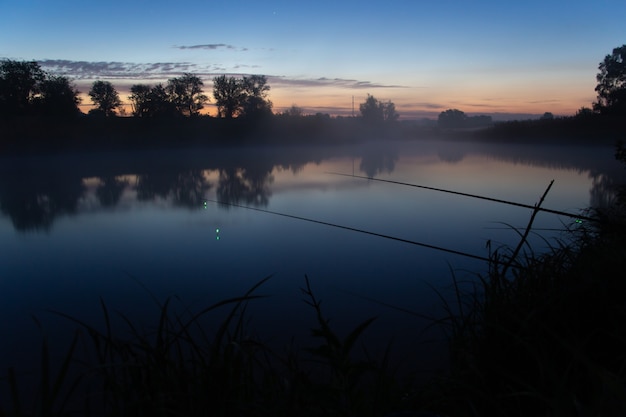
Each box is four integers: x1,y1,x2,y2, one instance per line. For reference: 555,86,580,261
2,1,625,118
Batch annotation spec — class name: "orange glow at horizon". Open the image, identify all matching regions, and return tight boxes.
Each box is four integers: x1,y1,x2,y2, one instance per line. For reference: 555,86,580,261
75,79,595,119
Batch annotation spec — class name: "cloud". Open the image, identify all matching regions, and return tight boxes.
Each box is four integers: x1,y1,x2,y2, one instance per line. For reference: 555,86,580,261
527,99,562,104
233,64,261,69
174,44,248,51
37,59,410,92
412,102,444,110
269,76,408,89
39,59,225,80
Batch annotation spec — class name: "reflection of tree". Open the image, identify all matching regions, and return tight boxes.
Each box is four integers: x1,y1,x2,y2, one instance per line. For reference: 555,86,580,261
96,176,128,207
216,167,273,207
135,169,211,208
359,145,398,177
0,173,85,231
436,146,466,163
589,173,623,209
174,170,212,207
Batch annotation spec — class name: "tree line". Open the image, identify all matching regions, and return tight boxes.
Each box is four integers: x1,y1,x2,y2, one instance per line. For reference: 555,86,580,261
0,60,398,124
0,60,80,118
436,45,626,129
2,43,625,127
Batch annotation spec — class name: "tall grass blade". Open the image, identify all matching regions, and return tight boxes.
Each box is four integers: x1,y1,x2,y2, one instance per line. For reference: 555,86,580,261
6,368,21,416
502,180,554,277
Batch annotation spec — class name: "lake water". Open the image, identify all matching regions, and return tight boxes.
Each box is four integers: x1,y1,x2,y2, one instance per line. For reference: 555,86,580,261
1,138,624,379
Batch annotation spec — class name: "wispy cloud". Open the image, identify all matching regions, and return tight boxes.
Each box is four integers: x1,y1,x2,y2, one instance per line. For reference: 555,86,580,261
413,102,444,110
233,64,261,69
174,44,248,51
38,59,407,92
39,59,225,80
527,99,562,104
270,76,408,89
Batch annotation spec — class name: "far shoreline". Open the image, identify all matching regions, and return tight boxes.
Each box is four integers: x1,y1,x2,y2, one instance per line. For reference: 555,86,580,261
0,113,623,156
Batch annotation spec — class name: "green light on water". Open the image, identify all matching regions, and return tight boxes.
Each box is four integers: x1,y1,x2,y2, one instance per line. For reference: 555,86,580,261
216,228,220,233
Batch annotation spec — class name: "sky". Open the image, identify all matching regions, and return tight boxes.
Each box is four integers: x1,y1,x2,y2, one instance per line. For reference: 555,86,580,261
1,0,625,120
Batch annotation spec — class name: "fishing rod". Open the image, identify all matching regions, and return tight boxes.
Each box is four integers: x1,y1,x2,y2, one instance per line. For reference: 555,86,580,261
326,172,595,223
204,199,494,263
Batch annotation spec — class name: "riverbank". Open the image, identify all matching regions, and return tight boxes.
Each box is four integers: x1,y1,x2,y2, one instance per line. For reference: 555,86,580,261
415,189,626,416
1,112,624,156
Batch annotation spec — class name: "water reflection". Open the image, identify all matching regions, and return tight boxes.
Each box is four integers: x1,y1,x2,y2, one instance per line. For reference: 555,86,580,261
217,167,273,207
136,169,211,208
0,140,624,233
96,176,128,207
358,142,398,177
589,173,623,209
0,172,85,231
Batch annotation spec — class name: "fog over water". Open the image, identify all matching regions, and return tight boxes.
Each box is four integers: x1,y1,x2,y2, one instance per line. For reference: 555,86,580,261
1,138,624,378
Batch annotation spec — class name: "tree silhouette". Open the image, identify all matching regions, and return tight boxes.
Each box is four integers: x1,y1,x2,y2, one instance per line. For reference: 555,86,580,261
148,84,178,117
213,75,245,118
129,84,152,117
360,94,384,122
438,109,467,128
34,75,81,118
88,80,121,116
212,75,272,119
0,59,46,117
359,94,398,124
594,44,626,115
166,73,208,117
240,75,272,119
283,104,304,117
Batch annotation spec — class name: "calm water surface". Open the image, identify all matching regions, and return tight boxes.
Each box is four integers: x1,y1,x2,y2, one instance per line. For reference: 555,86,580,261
1,139,623,374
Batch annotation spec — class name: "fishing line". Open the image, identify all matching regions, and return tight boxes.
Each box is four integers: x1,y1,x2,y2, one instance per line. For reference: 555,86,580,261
326,172,595,223
204,199,493,263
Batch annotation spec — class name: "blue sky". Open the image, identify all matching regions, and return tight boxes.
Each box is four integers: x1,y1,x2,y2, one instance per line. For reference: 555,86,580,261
1,0,625,119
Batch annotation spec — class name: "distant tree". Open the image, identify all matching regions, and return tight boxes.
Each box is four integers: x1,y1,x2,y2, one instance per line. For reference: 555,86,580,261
0,59,46,117
284,104,304,117
575,106,594,118
360,94,384,123
34,75,81,118
129,84,152,117
147,84,177,117
438,109,467,128
540,112,554,120
382,100,399,122
212,74,272,119
360,94,398,123
213,75,245,118
594,44,626,115
466,115,493,128
166,73,208,117
240,75,272,118
88,80,121,117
